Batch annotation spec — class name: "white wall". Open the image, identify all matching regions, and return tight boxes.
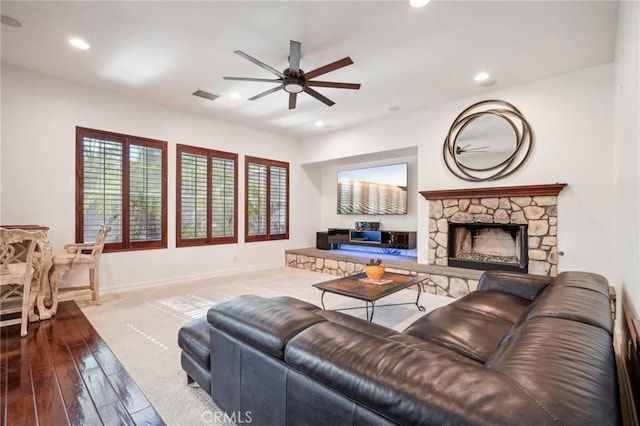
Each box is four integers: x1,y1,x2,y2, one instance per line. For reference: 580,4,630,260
1,56,627,293
613,0,640,313
303,64,616,280
0,65,320,291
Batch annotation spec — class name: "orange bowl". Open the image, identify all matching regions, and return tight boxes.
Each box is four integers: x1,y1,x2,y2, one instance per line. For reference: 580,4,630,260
364,264,385,281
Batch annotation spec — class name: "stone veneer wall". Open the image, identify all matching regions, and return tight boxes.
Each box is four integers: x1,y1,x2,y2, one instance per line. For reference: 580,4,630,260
428,196,559,276
285,251,481,298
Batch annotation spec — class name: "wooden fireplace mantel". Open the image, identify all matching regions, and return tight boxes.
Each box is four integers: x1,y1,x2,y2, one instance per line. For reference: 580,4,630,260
419,183,567,200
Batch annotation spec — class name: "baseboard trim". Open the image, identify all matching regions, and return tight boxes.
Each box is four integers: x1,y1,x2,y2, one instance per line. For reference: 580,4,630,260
99,262,284,295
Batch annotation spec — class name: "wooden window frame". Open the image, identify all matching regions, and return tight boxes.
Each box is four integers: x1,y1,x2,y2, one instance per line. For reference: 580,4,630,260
76,127,168,253
244,156,290,243
176,144,238,247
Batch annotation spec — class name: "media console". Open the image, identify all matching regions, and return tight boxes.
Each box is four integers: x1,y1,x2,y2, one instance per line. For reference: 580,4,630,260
316,228,416,250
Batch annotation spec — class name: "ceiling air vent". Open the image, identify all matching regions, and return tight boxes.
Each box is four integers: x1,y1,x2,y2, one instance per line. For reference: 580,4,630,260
192,89,220,101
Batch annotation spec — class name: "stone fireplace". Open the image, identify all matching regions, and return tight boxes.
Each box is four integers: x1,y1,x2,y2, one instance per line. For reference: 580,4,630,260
421,184,567,277
448,223,528,272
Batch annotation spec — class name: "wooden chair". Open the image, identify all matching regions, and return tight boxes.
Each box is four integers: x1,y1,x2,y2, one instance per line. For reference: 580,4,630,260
1,227,45,337
49,225,111,313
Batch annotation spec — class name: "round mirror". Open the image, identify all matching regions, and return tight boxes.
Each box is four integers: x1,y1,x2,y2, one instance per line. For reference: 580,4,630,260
443,100,533,181
455,114,516,169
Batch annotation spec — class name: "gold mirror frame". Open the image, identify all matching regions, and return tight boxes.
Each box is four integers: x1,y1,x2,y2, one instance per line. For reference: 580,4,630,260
443,100,533,182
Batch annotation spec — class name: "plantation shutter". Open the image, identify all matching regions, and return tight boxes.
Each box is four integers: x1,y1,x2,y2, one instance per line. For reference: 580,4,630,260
245,157,289,242
130,143,164,242
211,157,235,238
180,151,208,240
77,127,167,252
82,136,123,243
247,162,267,237
269,165,287,236
176,144,237,246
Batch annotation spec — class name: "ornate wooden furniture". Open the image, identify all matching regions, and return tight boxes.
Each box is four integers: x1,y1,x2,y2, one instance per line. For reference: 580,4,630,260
0,225,54,321
49,225,111,313
1,227,46,336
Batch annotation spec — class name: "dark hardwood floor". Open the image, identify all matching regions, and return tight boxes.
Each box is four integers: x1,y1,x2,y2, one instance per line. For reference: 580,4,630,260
0,301,165,425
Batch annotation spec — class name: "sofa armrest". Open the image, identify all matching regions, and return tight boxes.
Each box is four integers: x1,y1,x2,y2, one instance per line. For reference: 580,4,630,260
207,295,326,360
477,271,552,301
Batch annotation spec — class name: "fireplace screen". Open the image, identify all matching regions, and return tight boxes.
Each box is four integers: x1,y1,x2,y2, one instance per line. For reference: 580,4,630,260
448,223,528,272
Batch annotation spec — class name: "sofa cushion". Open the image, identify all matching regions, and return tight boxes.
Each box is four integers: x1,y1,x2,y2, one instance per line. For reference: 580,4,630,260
552,270,609,297
178,317,211,369
403,304,514,363
485,316,620,425
270,296,322,312
450,290,530,323
524,285,613,334
317,310,481,366
317,309,399,336
477,270,552,300
180,352,211,394
207,295,326,359
285,322,560,425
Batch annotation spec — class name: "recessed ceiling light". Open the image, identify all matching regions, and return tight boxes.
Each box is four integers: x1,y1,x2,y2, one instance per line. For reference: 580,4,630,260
69,38,90,50
474,72,490,82
0,14,22,28
410,0,431,8
229,92,242,99
315,120,325,127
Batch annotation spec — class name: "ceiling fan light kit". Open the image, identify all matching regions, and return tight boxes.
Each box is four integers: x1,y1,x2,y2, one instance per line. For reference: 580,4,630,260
223,40,361,110
283,78,304,94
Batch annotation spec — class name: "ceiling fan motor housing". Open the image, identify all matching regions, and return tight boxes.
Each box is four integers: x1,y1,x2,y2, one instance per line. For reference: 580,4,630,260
283,69,305,93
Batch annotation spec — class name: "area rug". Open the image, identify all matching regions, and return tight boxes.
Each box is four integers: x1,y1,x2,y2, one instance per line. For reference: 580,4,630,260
79,267,453,425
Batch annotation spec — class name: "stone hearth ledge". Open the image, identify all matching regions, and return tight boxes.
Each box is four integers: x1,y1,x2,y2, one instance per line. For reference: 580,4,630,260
285,247,482,298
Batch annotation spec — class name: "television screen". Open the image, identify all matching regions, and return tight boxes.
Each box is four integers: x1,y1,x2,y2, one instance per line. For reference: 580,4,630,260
337,163,408,215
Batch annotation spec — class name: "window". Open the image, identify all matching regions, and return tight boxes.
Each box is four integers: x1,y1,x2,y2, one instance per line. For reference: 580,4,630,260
76,127,167,252
245,156,289,242
177,144,238,247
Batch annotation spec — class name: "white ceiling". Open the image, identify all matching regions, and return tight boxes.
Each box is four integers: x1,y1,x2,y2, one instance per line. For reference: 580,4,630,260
0,1,619,139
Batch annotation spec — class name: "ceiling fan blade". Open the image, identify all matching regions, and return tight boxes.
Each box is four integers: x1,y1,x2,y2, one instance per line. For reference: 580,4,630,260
289,93,297,110
234,50,284,78
289,40,301,72
304,57,354,80
248,85,283,101
304,87,335,107
306,81,361,90
223,77,282,83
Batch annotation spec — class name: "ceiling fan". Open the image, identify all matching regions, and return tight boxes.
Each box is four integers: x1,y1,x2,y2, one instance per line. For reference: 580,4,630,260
223,40,361,110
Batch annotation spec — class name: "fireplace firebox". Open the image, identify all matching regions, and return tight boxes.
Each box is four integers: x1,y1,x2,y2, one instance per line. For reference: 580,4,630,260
448,223,528,272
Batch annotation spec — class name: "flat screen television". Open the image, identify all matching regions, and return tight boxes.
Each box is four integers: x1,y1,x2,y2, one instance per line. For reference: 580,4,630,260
337,163,408,215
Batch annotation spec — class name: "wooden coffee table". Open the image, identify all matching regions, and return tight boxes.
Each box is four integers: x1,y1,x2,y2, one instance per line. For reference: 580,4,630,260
313,271,426,321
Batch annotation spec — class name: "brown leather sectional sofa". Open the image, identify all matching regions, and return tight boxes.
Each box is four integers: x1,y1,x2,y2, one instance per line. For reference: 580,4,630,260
179,270,620,425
